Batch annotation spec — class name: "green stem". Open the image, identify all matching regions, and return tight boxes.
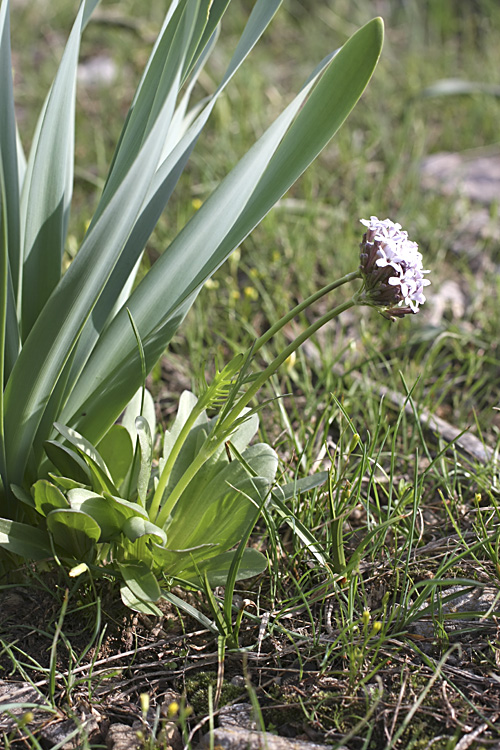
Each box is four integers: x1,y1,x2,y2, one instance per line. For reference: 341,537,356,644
252,269,361,354
219,295,359,431
155,290,360,528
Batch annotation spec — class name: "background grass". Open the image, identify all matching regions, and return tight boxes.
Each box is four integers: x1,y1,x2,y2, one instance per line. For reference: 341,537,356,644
3,0,500,747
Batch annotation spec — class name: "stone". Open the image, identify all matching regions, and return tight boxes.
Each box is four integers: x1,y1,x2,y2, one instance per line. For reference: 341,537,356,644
0,680,52,734
199,726,334,750
218,703,257,730
420,151,500,205
161,721,183,750
106,723,141,750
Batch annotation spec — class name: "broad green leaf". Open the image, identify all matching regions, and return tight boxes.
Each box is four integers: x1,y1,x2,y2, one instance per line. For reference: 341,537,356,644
46,508,100,560
32,479,69,517
179,547,268,586
44,440,92,485
66,488,129,541
120,583,163,616
61,18,383,445
118,561,161,603
0,516,52,559
122,515,167,545
280,471,329,500
48,474,86,491
96,425,133,489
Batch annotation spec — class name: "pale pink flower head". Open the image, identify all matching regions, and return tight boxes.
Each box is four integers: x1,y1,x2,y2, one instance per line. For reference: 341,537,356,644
358,216,430,320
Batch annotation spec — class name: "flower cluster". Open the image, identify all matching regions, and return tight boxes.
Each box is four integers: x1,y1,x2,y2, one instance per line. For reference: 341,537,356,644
358,216,430,319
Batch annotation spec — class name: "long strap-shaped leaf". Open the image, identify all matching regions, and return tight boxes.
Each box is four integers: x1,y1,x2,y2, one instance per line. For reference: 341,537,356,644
61,18,384,445
3,2,202,490
0,0,20,378
61,0,284,412
19,0,97,340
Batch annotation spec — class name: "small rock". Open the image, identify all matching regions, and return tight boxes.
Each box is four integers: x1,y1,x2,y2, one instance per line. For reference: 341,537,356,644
420,151,500,205
0,680,52,734
161,721,183,750
218,703,257,730
40,719,80,749
106,723,141,750
200,726,332,750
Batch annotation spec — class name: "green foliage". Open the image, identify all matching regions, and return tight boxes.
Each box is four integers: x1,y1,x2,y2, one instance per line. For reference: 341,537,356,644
0,0,383,523
0,0,383,615
5,386,278,617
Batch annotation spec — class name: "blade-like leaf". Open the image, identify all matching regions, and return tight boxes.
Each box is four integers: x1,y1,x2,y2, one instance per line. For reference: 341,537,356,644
0,516,52,559
20,1,87,339
119,561,161,603
135,416,153,507
59,0,284,422
96,425,134,489
3,0,201,488
179,547,268,586
44,440,92,485
0,0,21,310
61,18,383,444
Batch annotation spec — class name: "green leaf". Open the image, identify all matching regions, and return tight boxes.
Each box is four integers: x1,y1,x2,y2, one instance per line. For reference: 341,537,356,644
120,583,163,616
118,561,161,603
0,516,52,559
66,488,127,542
135,416,153,506
60,18,384,445
46,508,100,560
122,515,167,545
96,425,134,489
120,388,156,443
3,4,202,487
32,479,69,517
0,0,21,382
280,471,329,500
179,547,268,586
53,422,118,495
44,440,92,485
19,2,89,339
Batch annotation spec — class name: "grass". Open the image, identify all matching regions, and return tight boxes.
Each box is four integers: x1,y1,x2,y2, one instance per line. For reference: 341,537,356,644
2,0,500,747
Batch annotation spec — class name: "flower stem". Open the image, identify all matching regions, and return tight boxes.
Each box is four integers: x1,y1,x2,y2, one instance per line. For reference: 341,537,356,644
155,294,360,528
153,271,362,527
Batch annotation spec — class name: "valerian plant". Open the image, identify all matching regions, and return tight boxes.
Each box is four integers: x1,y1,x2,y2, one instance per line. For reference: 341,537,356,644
0,0,386,610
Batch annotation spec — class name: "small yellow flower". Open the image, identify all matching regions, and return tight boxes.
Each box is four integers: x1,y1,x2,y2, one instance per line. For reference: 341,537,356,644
244,286,258,300
192,198,203,210
166,701,179,719
230,289,240,301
